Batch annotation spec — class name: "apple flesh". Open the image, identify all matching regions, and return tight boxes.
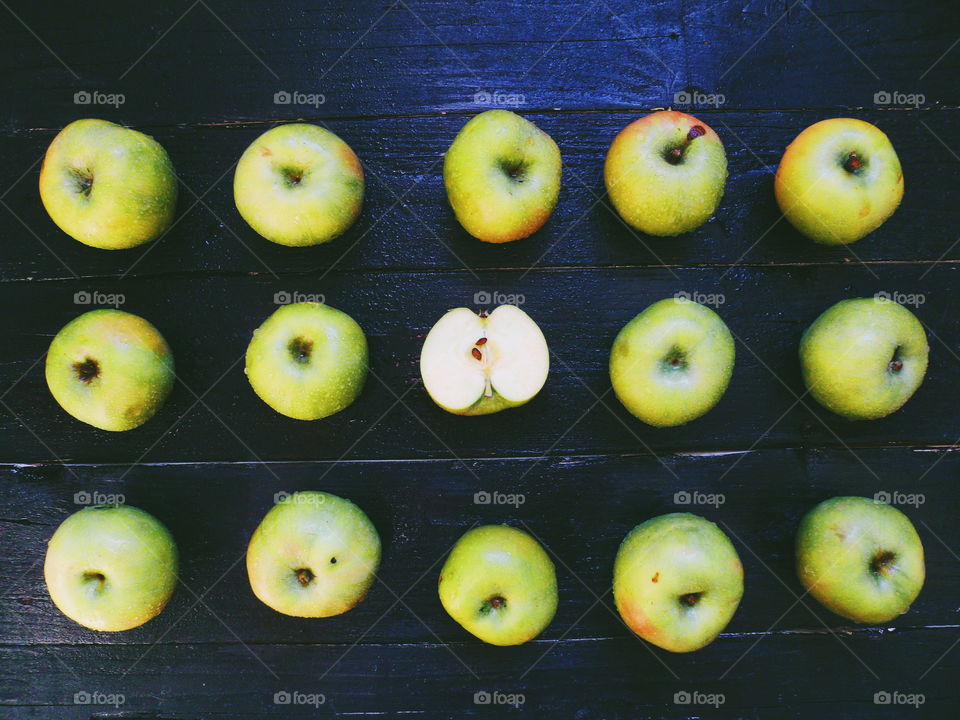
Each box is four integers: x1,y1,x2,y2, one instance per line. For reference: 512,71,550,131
44,505,178,632
438,524,557,646
45,309,175,431
775,118,903,245
246,491,380,618
420,304,549,415
245,302,368,420
39,118,178,250
800,298,928,420
234,123,364,246
605,110,727,236
614,513,743,652
444,110,561,243
796,496,924,623
610,297,735,427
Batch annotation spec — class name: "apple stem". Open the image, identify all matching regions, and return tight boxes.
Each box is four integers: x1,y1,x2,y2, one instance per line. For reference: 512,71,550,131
844,151,862,173
665,125,706,165
484,376,493,398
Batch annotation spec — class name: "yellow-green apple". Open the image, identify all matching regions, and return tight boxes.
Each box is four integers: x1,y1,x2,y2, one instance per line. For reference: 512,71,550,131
799,298,928,420
614,513,743,652
438,524,556,645
775,118,903,245
246,491,380,617
420,304,549,415
245,302,368,420
44,505,178,631
443,110,561,243
796,496,924,623
605,111,727,236
45,309,175,431
234,123,364,246
39,119,178,249
610,297,734,427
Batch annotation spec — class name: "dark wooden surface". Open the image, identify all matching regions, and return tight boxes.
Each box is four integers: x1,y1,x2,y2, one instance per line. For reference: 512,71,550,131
1,1,959,717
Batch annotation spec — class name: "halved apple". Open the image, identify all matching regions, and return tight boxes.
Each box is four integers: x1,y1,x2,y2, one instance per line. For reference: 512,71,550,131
419,305,549,415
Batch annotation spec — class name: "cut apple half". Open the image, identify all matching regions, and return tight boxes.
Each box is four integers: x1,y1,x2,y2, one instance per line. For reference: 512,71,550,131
420,304,549,416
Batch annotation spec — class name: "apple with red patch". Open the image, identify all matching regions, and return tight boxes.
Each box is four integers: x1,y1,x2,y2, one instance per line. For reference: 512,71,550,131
614,513,743,652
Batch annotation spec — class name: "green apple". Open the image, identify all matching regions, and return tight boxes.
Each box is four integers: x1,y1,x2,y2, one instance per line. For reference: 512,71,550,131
799,298,928,420
419,304,549,415
245,302,368,420
775,118,903,245
444,110,561,243
234,123,364,246
246,491,380,617
796,496,924,623
44,504,178,631
610,297,735,427
614,513,743,653
45,309,175,431
604,110,727,236
39,118,178,250
438,524,556,646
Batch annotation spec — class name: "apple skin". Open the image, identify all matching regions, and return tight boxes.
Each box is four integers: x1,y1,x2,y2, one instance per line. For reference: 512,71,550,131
45,309,175,432
444,110,561,243
610,297,735,427
39,119,178,250
775,118,903,245
438,525,557,646
245,302,368,420
44,505,178,632
234,123,364,247
604,110,727,236
614,513,743,653
796,496,924,624
419,304,549,416
246,491,380,618
799,298,928,420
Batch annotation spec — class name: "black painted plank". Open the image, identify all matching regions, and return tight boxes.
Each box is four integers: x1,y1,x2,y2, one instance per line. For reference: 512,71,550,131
0,265,957,464
0,630,954,718
2,448,956,646
2,110,959,281
2,0,957,128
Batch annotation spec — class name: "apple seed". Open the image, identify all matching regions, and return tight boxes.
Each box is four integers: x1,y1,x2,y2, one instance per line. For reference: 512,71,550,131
471,347,483,361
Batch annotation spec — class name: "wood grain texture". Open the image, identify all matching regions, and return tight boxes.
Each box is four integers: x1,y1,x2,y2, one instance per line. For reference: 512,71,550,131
2,0,959,717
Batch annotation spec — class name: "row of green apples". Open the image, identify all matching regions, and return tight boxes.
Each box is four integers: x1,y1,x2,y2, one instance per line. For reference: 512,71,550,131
39,110,902,250
46,492,924,651
47,291,927,433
